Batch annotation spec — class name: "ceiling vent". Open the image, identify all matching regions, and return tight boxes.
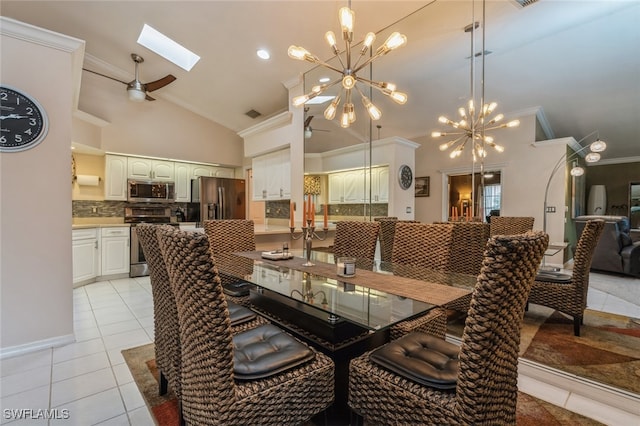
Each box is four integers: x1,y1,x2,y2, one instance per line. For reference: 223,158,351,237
245,109,261,119
509,0,539,8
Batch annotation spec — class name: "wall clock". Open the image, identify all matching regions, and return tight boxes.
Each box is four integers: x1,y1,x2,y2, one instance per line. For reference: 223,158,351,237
398,164,413,190
0,85,49,153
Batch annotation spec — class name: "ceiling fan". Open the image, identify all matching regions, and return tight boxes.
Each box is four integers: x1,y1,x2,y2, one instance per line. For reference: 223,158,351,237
83,53,176,102
304,114,330,139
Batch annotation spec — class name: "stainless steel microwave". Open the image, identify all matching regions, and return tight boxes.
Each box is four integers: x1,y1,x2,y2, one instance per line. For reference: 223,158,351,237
127,179,175,203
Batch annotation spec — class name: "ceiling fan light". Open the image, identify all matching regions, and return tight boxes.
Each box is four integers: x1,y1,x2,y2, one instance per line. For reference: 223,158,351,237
304,128,313,139
128,87,146,102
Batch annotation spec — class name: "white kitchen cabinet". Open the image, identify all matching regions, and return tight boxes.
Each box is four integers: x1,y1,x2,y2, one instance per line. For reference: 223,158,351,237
190,164,217,178
214,168,235,178
252,148,291,201
174,162,191,202
328,173,345,203
100,227,130,276
328,166,389,204
128,158,174,181
366,166,390,203
104,154,128,201
72,228,99,285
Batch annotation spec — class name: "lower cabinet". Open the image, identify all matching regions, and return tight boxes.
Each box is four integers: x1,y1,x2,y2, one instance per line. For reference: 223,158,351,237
72,226,130,286
100,227,130,276
72,228,99,285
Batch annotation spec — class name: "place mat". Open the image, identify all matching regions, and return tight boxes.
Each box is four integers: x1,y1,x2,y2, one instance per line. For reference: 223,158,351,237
233,251,472,307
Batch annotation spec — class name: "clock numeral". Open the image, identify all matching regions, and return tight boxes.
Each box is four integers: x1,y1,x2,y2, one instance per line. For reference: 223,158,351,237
0,92,7,101
29,118,36,126
14,134,22,143
26,107,33,115
0,136,6,143
24,128,32,135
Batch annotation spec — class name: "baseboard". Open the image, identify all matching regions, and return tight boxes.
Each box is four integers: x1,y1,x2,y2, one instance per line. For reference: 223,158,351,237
446,333,640,423
0,334,75,359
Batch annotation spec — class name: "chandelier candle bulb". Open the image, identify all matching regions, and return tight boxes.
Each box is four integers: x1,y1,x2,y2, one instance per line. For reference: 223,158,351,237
323,204,328,229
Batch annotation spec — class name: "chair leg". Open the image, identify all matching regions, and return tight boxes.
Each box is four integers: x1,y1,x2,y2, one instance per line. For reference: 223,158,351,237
159,370,168,396
574,316,582,337
178,400,185,426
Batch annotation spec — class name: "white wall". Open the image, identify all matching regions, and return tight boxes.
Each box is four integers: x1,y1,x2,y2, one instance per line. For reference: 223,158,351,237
76,76,244,167
1,18,84,355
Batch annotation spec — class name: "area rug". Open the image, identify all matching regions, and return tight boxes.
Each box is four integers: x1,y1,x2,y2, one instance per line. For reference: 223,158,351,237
123,343,603,425
448,305,640,395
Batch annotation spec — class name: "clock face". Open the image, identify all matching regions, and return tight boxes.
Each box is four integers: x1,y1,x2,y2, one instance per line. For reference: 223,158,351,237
398,164,413,190
0,85,49,153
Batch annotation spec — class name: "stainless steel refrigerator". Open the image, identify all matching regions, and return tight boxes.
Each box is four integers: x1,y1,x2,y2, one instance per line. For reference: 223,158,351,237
191,176,246,223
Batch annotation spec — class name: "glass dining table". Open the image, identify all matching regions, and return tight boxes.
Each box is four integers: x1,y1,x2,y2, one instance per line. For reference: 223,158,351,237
215,249,476,424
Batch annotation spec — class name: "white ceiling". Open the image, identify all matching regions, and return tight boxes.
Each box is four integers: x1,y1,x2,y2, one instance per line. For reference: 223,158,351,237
2,0,639,160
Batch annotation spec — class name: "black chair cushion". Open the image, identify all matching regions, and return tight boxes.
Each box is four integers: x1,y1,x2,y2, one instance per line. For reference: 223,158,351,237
227,301,257,326
222,279,252,297
535,271,572,283
233,324,315,380
369,331,458,389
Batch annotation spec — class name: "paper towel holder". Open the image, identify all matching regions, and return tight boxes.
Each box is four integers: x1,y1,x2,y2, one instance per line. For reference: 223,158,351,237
73,174,102,186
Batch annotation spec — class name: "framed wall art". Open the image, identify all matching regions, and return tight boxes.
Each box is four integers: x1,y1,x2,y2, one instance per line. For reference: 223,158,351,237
415,176,430,197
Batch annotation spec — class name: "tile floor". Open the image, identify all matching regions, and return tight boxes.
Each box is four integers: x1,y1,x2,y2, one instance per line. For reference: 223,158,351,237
1,273,638,425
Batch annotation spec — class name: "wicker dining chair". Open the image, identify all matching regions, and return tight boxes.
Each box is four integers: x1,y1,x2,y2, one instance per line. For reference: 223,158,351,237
333,221,380,260
388,222,454,339
349,231,549,425
136,224,269,404
528,219,605,336
489,216,535,236
375,218,419,263
204,219,256,306
391,222,454,270
134,224,181,401
157,227,335,426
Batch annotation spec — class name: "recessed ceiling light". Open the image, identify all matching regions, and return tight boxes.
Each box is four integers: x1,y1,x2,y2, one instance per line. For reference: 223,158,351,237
305,95,335,105
319,76,331,83
137,24,200,71
257,49,270,60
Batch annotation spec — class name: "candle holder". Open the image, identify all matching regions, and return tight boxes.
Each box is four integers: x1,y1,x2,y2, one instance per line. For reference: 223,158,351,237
290,220,329,266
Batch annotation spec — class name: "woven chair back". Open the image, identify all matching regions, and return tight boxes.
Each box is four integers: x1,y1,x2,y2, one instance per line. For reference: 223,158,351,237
391,222,453,270
204,219,256,254
375,218,419,263
333,221,380,260
445,221,490,275
456,231,548,423
489,216,535,236
135,224,182,398
570,219,605,299
156,227,236,424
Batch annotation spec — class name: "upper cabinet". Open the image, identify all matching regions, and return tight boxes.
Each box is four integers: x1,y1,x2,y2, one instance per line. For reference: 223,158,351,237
175,162,235,202
104,154,127,201
328,166,389,204
128,158,174,181
252,148,291,201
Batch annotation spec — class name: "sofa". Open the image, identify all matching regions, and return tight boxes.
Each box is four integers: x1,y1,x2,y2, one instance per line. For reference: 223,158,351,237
574,215,640,277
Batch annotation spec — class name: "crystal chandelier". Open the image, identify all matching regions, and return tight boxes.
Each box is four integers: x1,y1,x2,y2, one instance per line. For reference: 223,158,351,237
432,1,519,160
288,5,407,128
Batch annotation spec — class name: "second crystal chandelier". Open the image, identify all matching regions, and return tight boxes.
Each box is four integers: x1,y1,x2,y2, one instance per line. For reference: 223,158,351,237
288,5,408,128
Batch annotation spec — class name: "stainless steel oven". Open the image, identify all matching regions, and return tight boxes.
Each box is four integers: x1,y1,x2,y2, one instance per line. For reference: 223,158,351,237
125,206,177,277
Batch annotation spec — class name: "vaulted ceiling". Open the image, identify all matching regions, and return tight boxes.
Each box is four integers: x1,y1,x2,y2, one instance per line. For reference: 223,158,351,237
2,1,639,160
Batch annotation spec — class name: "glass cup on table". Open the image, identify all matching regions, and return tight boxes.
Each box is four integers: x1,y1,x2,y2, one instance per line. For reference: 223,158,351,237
336,257,356,278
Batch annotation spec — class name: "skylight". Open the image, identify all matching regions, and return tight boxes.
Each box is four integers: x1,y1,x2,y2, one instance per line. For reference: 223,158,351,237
305,95,334,105
137,24,200,71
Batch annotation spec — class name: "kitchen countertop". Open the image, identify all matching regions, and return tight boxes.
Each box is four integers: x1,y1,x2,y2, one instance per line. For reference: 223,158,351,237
72,223,130,230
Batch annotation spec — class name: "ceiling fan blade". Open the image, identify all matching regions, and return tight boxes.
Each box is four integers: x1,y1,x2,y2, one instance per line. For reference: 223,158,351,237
82,68,128,85
304,115,314,127
145,94,156,101
145,74,176,92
